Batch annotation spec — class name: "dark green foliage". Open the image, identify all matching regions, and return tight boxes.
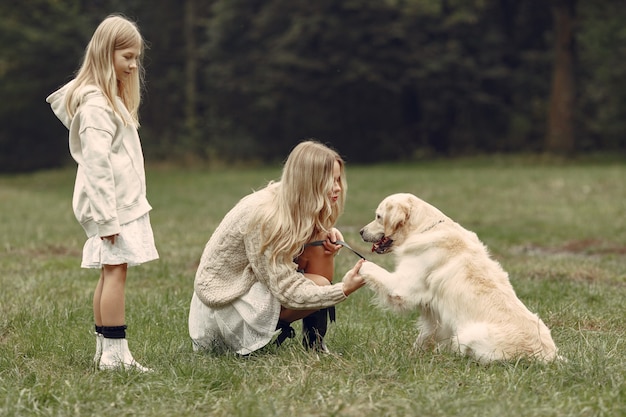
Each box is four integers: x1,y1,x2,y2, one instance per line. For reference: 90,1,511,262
1,0,625,171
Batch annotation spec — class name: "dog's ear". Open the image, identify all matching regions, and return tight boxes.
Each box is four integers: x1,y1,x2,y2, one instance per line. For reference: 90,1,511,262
383,199,411,235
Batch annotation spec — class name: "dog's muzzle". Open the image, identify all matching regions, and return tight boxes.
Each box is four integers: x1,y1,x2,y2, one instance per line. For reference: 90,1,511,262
360,229,394,254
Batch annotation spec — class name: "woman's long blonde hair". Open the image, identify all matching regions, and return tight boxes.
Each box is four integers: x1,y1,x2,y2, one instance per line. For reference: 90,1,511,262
256,140,347,264
65,14,144,126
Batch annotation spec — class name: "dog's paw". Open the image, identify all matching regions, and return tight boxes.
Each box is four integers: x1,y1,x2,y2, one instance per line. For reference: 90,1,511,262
358,261,380,279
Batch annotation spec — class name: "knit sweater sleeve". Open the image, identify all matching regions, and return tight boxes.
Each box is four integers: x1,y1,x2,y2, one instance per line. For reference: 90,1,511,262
244,224,348,310
193,188,348,310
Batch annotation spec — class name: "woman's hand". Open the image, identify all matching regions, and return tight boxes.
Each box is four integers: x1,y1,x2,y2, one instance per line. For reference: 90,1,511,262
322,227,344,255
342,258,366,296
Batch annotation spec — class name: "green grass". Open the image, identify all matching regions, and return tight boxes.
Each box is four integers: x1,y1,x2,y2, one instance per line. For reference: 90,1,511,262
1,158,625,417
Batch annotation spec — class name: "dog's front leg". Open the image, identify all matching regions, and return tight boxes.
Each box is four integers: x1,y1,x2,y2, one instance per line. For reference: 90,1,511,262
358,261,409,312
358,260,393,289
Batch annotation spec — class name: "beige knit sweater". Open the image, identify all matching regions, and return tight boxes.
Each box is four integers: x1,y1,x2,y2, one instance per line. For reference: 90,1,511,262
193,187,348,309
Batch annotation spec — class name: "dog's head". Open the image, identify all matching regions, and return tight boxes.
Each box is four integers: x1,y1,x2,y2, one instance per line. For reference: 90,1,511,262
360,193,443,254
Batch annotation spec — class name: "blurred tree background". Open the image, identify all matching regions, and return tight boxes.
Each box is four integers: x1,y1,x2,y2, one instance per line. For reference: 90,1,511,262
0,0,624,172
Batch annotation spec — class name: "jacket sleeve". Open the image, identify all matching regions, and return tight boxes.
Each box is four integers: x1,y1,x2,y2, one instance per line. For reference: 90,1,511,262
76,103,120,237
243,227,347,310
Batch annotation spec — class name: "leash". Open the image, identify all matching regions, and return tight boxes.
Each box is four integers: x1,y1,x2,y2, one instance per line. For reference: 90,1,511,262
304,239,367,260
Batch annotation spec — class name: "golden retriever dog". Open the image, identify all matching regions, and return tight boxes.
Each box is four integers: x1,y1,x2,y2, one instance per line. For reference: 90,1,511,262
358,193,559,363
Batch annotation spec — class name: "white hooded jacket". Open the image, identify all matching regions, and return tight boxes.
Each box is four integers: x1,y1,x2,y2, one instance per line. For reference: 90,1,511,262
46,82,152,237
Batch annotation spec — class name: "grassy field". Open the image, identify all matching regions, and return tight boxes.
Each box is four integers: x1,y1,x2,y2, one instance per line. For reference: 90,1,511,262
0,157,624,417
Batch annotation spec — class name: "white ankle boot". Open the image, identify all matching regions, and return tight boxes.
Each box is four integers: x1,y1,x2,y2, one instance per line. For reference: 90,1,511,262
93,332,103,365
98,338,152,372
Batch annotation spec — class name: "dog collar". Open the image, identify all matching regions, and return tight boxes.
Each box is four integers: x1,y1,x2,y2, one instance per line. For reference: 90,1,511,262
421,219,445,233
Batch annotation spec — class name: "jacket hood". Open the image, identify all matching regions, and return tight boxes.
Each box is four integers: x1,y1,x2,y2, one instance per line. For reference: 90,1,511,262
46,81,101,129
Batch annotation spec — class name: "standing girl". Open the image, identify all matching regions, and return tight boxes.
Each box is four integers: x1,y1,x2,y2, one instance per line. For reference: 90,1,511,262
46,15,157,371
188,140,365,355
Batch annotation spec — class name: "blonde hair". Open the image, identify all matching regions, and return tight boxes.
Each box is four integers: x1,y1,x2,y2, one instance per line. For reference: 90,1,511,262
65,14,144,126
255,140,347,264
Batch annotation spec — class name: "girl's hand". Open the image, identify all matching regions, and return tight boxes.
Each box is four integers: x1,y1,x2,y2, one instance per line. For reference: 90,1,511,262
101,234,118,244
322,227,344,255
342,259,366,296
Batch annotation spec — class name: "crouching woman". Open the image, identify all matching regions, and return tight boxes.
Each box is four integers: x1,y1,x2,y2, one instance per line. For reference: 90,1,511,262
188,140,365,355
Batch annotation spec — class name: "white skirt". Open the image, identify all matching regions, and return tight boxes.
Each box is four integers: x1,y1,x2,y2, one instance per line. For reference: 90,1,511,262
81,214,159,268
188,281,282,355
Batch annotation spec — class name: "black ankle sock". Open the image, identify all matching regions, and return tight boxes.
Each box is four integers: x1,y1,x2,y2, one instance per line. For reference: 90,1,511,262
101,325,127,339
95,325,103,334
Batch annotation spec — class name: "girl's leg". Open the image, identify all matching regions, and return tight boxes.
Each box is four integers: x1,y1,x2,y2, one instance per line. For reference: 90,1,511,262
92,270,105,364
97,263,150,371
93,270,105,326
100,264,127,326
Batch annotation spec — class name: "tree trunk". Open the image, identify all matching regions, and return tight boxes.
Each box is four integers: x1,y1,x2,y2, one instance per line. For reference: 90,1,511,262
546,0,576,154
184,0,197,133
